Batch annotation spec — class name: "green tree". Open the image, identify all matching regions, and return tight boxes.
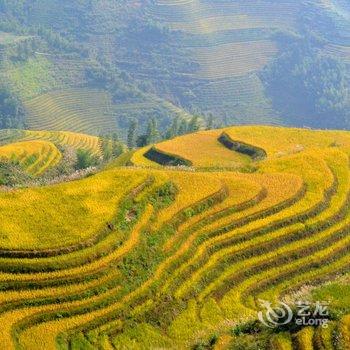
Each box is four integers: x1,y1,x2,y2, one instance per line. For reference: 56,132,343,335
75,149,98,170
111,133,123,157
99,135,112,161
165,116,180,139
136,134,148,147
127,118,138,149
99,133,124,160
178,118,188,135
263,43,350,128
188,115,201,133
0,85,25,129
146,117,160,144
206,113,214,130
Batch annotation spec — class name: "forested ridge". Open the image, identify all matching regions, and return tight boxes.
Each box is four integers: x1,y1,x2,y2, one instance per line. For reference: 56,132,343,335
0,0,349,136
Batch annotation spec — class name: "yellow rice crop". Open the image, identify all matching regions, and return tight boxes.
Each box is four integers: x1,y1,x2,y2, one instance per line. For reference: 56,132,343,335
0,197,153,284
219,234,350,319
0,168,148,249
0,205,154,350
2,126,350,348
294,327,314,350
0,286,122,350
163,175,263,250
270,333,293,350
224,125,350,158
339,315,350,348
163,172,303,296
0,140,62,176
151,171,225,231
130,146,161,168
21,130,101,155
154,129,251,168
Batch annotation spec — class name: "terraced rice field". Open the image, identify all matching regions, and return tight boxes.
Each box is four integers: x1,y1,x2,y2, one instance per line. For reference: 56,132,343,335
147,0,294,78
131,129,251,168
131,146,161,168
25,89,116,136
0,140,61,176
323,43,350,63
191,75,280,123
191,40,278,79
24,86,194,137
20,130,101,156
0,129,101,156
0,129,101,179
148,0,300,33
2,125,350,348
146,0,289,123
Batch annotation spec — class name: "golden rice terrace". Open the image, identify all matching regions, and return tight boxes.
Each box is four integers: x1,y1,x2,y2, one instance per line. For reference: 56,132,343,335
1,126,350,349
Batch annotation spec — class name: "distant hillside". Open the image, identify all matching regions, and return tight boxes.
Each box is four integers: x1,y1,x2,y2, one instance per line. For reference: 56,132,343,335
0,0,349,135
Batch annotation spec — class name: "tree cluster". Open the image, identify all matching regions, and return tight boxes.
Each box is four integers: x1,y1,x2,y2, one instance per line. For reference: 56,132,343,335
99,133,124,161
127,117,162,149
127,114,205,149
0,85,25,129
263,41,350,128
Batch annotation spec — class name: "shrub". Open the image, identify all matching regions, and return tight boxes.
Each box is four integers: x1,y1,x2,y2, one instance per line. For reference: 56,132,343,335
75,149,99,170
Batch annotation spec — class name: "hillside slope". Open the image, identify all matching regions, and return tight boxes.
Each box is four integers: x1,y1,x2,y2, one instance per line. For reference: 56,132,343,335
0,1,349,134
0,126,349,348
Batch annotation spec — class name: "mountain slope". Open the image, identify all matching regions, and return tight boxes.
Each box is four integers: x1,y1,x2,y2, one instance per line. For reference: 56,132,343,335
0,1,349,134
